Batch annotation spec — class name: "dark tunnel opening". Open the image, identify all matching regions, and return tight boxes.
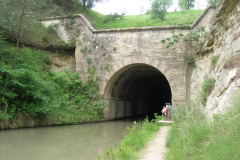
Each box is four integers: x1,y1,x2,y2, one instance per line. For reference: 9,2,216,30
105,63,172,120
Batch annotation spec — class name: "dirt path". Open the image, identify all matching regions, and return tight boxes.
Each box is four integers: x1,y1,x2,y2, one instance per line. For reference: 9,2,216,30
139,126,171,160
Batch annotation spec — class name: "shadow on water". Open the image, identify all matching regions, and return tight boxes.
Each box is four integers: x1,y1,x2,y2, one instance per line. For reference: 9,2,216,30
0,118,140,160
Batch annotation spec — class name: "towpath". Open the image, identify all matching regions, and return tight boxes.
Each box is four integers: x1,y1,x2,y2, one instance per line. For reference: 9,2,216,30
139,126,171,160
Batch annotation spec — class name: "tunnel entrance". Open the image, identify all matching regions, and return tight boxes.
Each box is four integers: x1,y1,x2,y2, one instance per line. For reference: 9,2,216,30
104,63,172,120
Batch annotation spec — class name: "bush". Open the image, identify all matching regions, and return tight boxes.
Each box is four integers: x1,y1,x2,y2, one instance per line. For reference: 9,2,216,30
186,26,206,42
179,0,195,10
0,35,105,125
69,19,75,25
87,57,92,64
81,46,88,54
211,55,220,68
0,45,54,118
199,77,215,105
46,23,59,34
184,53,195,65
104,13,125,23
66,13,74,19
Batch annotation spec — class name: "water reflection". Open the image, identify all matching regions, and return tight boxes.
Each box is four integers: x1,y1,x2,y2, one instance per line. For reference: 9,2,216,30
0,119,135,160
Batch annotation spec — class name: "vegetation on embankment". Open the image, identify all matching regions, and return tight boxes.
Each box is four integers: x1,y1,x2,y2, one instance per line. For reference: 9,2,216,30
165,90,240,160
95,9,203,29
98,119,161,160
0,35,104,129
33,1,204,30
0,0,204,50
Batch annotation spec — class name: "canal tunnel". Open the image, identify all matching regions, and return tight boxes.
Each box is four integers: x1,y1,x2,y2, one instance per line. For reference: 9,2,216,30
104,63,172,120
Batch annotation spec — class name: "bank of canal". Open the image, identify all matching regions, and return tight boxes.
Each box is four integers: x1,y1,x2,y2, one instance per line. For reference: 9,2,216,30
0,119,136,160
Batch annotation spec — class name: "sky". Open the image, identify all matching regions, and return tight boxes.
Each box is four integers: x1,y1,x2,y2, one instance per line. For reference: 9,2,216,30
92,0,209,15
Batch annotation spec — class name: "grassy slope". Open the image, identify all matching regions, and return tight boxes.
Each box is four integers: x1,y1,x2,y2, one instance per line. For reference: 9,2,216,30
54,2,203,29
165,91,240,160
38,1,203,30
94,10,203,29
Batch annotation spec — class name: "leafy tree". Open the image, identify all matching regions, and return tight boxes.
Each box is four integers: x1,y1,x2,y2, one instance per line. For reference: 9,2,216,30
207,0,219,7
0,0,46,69
78,0,105,10
150,0,173,20
178,0,195,10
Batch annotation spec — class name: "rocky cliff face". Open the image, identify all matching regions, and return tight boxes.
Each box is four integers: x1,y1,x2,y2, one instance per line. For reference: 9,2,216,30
190,0,240,117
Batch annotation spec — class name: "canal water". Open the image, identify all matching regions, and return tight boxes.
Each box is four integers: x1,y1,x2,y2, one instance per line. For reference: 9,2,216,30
0,119,136,160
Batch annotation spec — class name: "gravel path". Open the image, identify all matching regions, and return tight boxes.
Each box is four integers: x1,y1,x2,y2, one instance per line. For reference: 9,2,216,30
140,126,171,160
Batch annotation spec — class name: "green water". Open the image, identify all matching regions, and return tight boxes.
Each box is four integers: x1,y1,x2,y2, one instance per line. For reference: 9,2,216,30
0,119,135,160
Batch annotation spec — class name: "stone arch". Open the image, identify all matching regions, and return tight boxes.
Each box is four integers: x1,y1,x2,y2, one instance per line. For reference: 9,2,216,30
103,58,173,120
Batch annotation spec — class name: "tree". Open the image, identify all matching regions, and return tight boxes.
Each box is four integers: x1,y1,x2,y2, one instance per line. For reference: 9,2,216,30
78,0,104,10
207,0,219,7
178,0,195,10
0,0,46,69
150,0,173,20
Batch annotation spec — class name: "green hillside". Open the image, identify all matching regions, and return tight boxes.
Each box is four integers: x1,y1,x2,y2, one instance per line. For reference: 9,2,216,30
0,0,204,49
49,2,203,29
93,10,204,29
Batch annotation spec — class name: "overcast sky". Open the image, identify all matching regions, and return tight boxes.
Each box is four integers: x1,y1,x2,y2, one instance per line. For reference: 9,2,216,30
92,0,209,15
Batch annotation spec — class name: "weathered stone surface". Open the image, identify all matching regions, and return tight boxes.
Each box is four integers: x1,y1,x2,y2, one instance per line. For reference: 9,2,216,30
41,6,219,120
50,54,75,73
190,0,240,118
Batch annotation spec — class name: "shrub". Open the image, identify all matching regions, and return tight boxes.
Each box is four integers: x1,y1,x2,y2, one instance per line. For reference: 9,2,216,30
0,35,105,125
46,23,59,34
184,53,195,65
0,43,55,118
66,13,74,19
179,0,195,10
76,29,81,34
186,26,205,42
199,77,215,105
88,48,92,53
64,21,70,30
104,13,125,23
87,57,92,64
211,55,220,68
104,63,109,70
81,46,88,54
68,35,76,47
69,19,75,25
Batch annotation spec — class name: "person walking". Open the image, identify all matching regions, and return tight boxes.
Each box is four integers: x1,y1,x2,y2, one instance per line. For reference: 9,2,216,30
161,106,166,117
165,103,169,118
167,103,172,119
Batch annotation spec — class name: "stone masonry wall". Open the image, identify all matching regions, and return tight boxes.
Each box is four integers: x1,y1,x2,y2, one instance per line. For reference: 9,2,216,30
41,6,216,119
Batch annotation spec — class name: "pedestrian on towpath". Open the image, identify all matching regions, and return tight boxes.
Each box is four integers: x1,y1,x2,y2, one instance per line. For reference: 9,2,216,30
161,106,166,117
165,103,169,118
167,103,172,119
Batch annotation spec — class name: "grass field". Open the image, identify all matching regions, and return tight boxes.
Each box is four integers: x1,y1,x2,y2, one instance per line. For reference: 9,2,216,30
165,90,240,160
93,10,203,29
42,1,204,30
